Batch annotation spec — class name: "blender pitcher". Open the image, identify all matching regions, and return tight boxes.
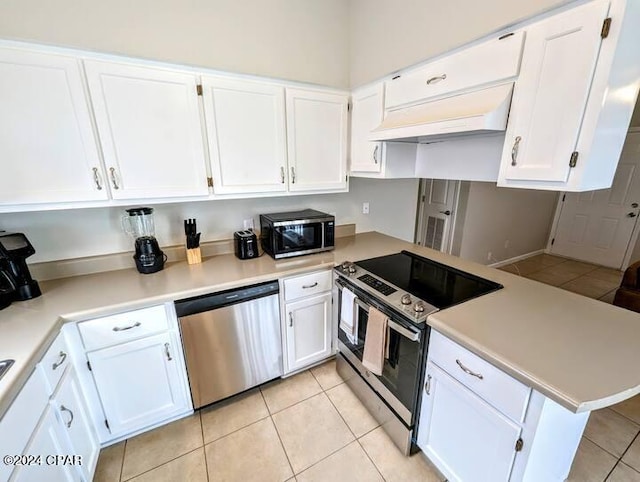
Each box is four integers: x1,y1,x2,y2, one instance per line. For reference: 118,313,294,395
122,207,166,274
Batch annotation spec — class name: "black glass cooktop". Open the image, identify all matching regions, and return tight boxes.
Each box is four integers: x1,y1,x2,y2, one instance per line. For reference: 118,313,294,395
355,250,502,309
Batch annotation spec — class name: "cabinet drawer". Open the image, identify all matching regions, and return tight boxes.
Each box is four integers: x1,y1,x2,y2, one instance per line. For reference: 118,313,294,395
385,32,524,109
39,333,71,395
283,270,332,301
428,331,530,423
78,305,169,351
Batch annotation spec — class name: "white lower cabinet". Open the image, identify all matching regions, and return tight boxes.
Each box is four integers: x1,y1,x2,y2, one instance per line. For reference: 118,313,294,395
281,270,334,374
418,362,521,481
87,331,190,437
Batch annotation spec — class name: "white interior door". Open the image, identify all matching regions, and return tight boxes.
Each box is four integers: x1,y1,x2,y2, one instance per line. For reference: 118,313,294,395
417,179,459,252
551,130,640,268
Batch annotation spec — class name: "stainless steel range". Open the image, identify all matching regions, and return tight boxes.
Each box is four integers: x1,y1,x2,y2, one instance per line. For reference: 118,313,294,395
333,250,502,455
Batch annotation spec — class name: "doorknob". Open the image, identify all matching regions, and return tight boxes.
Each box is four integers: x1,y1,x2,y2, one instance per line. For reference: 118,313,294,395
439,210,451,216
628,212,637,218
632,203,639,208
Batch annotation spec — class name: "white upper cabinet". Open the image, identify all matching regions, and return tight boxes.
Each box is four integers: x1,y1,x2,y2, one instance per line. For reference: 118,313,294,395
384,32,524,109
84,60,209,200
0,48,107,206
202,77,288,195
350,83,384,174
286,89,349,192
499,0,640,191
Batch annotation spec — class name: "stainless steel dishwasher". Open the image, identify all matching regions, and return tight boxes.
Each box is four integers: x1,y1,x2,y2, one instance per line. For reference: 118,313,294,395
175,280,282,409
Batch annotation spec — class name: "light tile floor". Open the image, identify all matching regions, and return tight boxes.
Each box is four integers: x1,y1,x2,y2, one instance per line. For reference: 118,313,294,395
500,254,640,482
93,360,444,482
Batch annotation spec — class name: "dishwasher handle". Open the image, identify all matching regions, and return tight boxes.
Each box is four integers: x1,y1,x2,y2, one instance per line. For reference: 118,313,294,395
175,280,279,317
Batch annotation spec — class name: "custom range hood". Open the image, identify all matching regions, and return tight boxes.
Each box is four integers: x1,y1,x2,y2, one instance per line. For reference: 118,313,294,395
370,83,514,142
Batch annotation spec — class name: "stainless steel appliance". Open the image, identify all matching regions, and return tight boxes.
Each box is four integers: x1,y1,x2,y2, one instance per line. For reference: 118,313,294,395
334,251,502,455
0,231,41,302
122,207,166,274
175,281,282,409
260,209,335,259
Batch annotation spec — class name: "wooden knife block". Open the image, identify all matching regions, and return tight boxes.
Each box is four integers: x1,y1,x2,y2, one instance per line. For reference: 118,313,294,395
186,247,202,265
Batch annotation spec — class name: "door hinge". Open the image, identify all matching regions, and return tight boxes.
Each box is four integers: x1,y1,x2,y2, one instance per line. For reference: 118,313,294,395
196,84,203,96
207,177,213,187
515,437,524,452
562,194,566,202
105,419,110,430
601,17,612,38
569,151,579,168
551,238,555,246
86,361,92,371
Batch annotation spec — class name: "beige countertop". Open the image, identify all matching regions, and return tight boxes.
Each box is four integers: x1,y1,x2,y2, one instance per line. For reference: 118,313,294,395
1,231,639,419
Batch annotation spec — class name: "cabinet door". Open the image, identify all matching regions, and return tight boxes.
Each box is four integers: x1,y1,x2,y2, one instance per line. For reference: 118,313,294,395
84,60,209,200
202,77,288,194
285,292,332,372
418,362,522,482
52,369,99,481
285,89,348,192
0,48,107,206
87,332,190,437
499,0,610,184
350,84,383,174
11,406,76,482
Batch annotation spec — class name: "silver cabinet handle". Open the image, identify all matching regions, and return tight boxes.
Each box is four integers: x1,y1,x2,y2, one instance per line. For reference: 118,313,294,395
426,74,447,85
511,136,522,166
456,359,484,380
290,166,296,184
280,166,285,184
164,342,173,361
52,351,67,371
425,374,432,395
373,145,379,164
302,282,318,289
60,405,74,428
112,321,141,332
109,167,120,189
289,312,294,327
92,167,103,190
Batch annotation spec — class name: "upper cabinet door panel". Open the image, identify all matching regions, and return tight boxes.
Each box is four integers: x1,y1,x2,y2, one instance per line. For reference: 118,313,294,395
202,77,288,194
385,32,524,109
286,89,348,192
0,48,107,205
350,83,383,173
499,0,610,183
84,61,209,200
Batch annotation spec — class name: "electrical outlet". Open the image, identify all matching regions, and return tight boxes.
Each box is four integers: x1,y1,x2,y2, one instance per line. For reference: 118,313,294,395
487,251,492,261
362,202,370,215
243,218,254,230
504,240,510,249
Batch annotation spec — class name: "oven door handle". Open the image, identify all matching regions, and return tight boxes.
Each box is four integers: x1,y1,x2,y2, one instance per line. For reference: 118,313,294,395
337,279,421,343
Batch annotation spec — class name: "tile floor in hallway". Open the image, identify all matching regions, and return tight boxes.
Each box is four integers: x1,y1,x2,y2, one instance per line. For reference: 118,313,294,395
501,253,640,482
93,359,443,482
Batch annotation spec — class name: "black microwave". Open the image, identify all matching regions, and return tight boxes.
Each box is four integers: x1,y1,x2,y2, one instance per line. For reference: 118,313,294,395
260,209,335,259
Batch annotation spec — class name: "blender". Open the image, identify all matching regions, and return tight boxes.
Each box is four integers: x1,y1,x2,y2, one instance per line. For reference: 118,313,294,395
122,207,166,274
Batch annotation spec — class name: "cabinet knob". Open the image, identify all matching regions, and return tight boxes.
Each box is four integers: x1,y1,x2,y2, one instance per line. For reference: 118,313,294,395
439,210,451,216
52,351,67,371
112,321,141,332
280,166,285,184
164,342,173,361
426,74,447,85
456,359,484,380
373,145,379,164
290,166,296,184
109,167,120,190
289,312,294,327
425,374,432,395
628,212,637,218
511,136,522,166
60,405,74,428
92,167,103,190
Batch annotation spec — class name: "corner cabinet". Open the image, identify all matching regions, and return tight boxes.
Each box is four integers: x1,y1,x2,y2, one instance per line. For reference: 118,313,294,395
281,270,334,374
498,0,640,191
285,89,349,192
418,331,590,482
0,47,107,206
84,60,210,200
201,77,288,195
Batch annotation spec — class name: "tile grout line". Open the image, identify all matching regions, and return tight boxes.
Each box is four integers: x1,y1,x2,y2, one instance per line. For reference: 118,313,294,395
258,388,296,479
120,446,205,482
198,410,211,482
355,436,388,482
118,439,127,482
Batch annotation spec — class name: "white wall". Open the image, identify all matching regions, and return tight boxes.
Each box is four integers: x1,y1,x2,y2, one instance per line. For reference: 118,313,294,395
0,178,420,263
348,0,571,87
457,182,558,264
0,0,349,88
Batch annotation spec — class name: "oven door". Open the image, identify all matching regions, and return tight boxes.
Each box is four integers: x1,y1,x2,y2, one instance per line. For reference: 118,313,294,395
272,221,324,257
336,279,426,426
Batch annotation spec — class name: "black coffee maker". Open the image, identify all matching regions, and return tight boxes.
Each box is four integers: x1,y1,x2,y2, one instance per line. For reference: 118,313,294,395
122,207,166,274
0,232,41,309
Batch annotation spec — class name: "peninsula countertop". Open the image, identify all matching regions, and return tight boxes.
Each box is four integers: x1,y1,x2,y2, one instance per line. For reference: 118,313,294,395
1,231,639,419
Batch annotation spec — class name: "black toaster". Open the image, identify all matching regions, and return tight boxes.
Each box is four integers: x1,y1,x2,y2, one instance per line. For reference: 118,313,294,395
234,230,259,260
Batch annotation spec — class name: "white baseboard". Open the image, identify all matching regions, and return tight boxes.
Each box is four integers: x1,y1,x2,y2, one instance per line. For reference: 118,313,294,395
488,249,545,268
